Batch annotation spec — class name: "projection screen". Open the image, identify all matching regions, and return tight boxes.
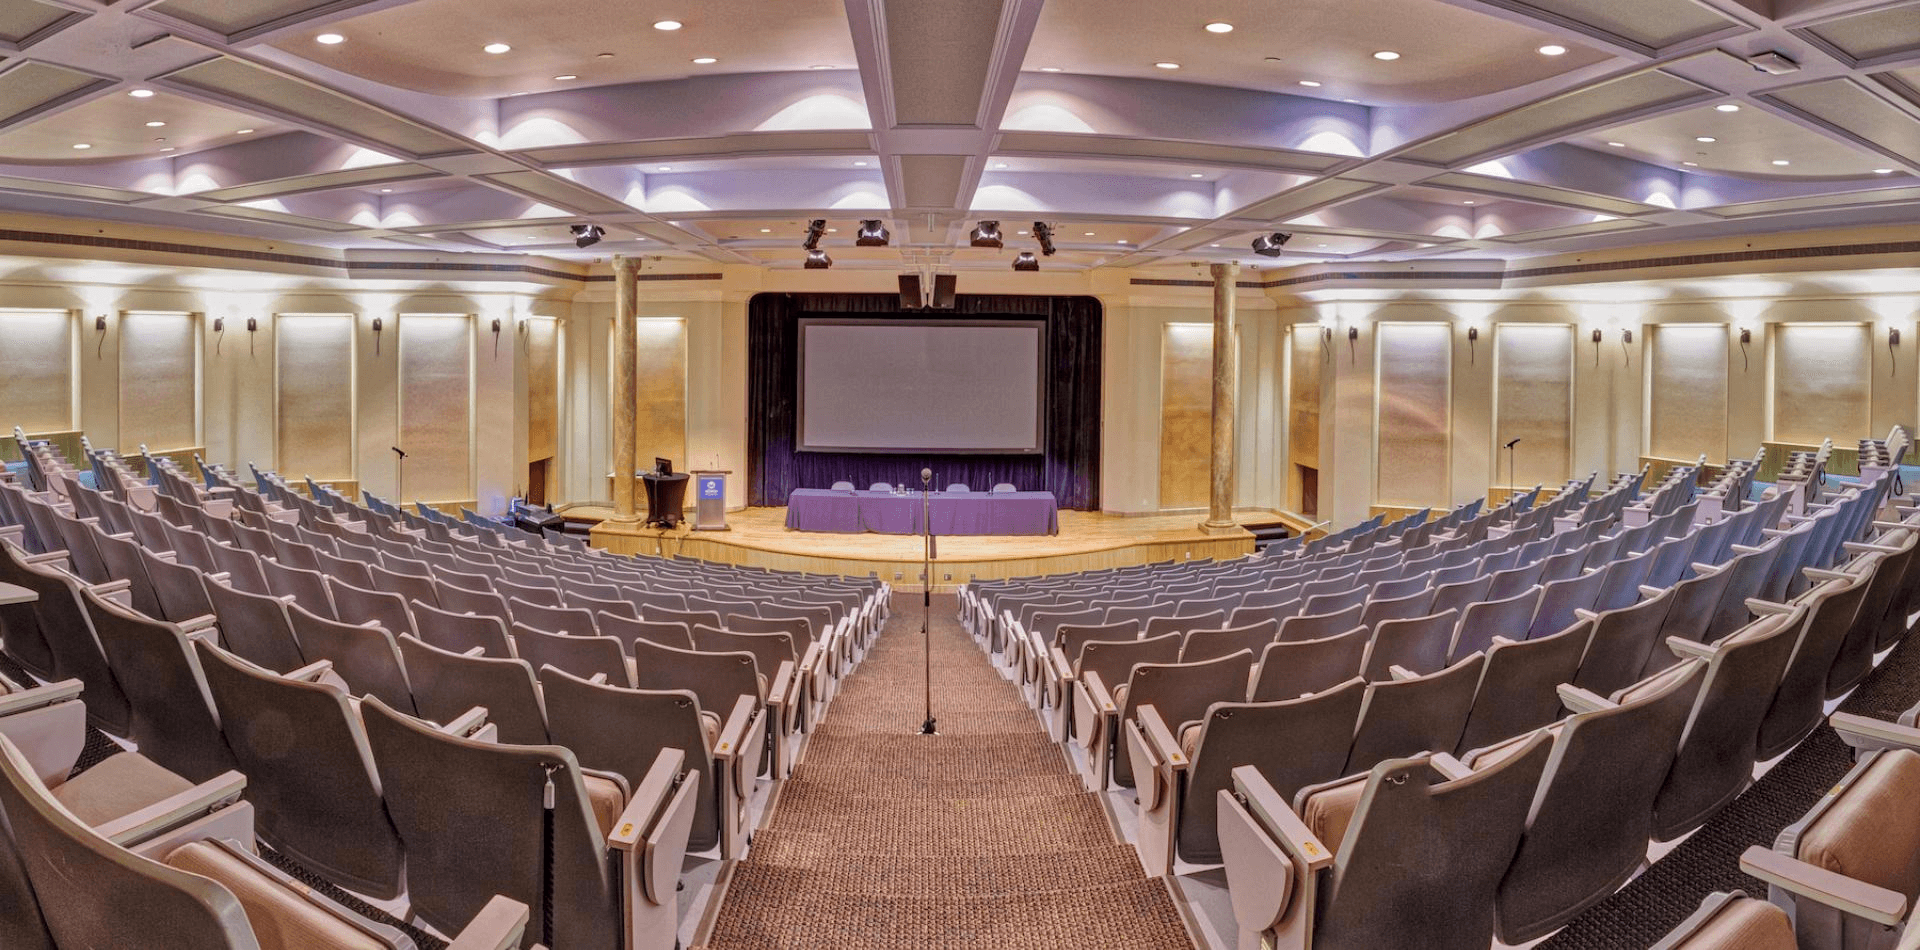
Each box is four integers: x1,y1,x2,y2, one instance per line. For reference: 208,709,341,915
798,319,1045,454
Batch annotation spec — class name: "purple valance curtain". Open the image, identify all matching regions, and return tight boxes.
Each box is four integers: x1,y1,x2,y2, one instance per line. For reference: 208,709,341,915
747,292,1102,510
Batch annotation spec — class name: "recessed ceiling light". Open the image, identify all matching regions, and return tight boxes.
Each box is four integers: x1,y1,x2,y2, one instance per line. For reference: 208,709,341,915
1189,172,1204,178
652,19,682,30
1716,103,1740,113
853,161,868,166
657,165,671,171
1372,50,1400,60
483,42,511,54
1342,98,1359,103
160,147,175,152
1204,22,1233,33
1463,200,1476,205
1209,244,1221,248
691,57,717,64
1874,168,1894,174
1298,80,1322,87
236,128,254,134
1606,141,1625,147
1682,161,1698,167
809,64,836,70
826,228,837,232
71,143,90,149
1771,159,1790,166
1695,136,1715,143
994,162,1008,168
1538,44,1567,56
316,33,344,45
1116,239,1128,244
145,120,165,127
1017,230,1028,235
379,188,392,193
1040,66,1062,72
759,228,771,233
554,74,578,80
1154,62,1181,69
1083,231,1095,236
128,89,154,98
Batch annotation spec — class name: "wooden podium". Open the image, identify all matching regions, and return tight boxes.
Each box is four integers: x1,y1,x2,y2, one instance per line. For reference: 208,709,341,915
692,470,730,531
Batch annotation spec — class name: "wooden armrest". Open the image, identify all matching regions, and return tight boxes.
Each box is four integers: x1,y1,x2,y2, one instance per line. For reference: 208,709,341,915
463,646,487,657
1387,665,1418,681
1081,669,1116,715
587,672,609,686
1572,608,1600,623
1136,704,1187,770
1746,599,1794,616
0,678,85,717
1666,636,1717,661
1805,567,1852,584
439,707,487,738
1740,846,1908,926
1048,645,1073,681
1846,541,1903,555
714,694,759,761
1556,683,1615,715
98,770,248,846
1429,753,1473,781
285,659,335,682
1829,712,1920,754
1231,765,1334,868
444,895,530,950
769,659,798,710
1490,635,1516,648
608,747,684,852
1730,543,1764,555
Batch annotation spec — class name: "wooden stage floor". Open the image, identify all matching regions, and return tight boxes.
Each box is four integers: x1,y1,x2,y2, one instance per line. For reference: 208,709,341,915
577,506,1266,590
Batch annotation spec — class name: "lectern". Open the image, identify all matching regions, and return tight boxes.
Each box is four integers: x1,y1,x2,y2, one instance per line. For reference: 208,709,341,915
692,470,730,531
641,467,689,528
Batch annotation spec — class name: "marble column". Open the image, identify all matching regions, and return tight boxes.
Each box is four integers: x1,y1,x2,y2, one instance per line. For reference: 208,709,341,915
610,256,640,523
1202,261,1240,533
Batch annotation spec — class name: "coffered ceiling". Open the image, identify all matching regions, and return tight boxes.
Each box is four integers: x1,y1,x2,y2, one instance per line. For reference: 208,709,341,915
0,0,1907,273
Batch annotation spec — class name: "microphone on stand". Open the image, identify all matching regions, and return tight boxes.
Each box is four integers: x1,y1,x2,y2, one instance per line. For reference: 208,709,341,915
921,468,932,486
391,446,408,459
1504,438,1522,449
918,466,937,736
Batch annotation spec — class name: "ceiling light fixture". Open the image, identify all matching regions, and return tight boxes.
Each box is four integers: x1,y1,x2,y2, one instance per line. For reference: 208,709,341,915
379,188,392,193
1874,168,1894,174
596,52,614,58
856,219,890,246
759,228,771,233
1032,221,1056,255
237,129,254,134
128,88,154,98
554,74,578,80
1039,66,1062,72
1012,251,1039,271
993,162,1008,169
1606,141,1625,147
970,220,1004,248
1372,50,1400,60
1251,231,1291,256
1154,62,1181,69
1298,80,1322,87
1682,161,1698,167
1083,231,1095,236
1463,200,1475,205
1695,136,1716,143
657,166,671,171
1205,22,1234,33
71,143,90,150
1716,103,1741,112
160,147,175,152
570,224,604,248
808,64,836,70
1189,172,1204,178
853,161,868,167
1771,159,1790,166
652,19,682,30
316,33,344,44
1538,44,1567,56
483,42,511,53
145,120,165,127
692,57,716,64
802,219,826,250
804,248,832,269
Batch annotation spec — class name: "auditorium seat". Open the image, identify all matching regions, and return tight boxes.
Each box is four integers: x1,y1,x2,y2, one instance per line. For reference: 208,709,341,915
325,577,419,643
1107,650,1257,790
1455,620,1594,754
1277,603,1366,644
1570,584,1678,696
283,601,415,714
1652,892,1800,950
1360,608,1458,681
1344,653,1485,774
512,622,634,687
1755,563,1877,761
1249,629,1369,702
410,598,516,656
1219,734,1553,950
1180,619,1279,664
396,634,550,745
1448,586,1542,661
0,542,133,735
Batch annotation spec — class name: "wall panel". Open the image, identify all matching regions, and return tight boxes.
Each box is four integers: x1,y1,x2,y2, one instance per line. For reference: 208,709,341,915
1375,323,1451,508
399,314,472,502
1648,325,1728,460
276,314,354,480
633,317,687,471
118,311,197,450
1494,324,1573,488
527,318,560,463
1773,323,1870,445
0,310,74,433
1158,323,1213,509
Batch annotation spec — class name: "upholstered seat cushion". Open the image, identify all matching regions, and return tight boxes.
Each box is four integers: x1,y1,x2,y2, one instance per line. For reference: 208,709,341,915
51,752,194,827
582,774,626,838
1799,749,1920,901
1301,776,1367,853
1180,723,1203,761
164,841,384,950
700,711,721,750
1676,897,1796,950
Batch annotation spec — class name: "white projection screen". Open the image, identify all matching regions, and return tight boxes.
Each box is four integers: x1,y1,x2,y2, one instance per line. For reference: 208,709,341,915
798,319,1045,454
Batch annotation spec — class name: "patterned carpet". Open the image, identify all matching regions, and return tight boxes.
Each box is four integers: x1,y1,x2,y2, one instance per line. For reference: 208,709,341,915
700,593,1196,950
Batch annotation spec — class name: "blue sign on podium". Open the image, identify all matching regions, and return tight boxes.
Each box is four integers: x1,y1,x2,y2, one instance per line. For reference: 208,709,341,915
692,470,729,531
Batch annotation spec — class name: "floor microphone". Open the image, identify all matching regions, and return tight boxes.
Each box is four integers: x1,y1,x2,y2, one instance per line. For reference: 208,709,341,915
921,467,932,486
1504,438,1522,449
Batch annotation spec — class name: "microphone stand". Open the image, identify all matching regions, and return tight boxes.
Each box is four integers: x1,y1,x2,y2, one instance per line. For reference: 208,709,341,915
919,470,937,736
391,446,407,506
1504,438,1521,519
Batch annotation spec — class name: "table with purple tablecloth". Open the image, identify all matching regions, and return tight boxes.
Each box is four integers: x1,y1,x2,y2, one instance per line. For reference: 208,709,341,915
784,488,1059,535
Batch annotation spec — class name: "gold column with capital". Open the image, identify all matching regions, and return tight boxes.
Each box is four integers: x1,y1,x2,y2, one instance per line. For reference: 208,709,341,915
610,256,641,523
1201,261,1241,534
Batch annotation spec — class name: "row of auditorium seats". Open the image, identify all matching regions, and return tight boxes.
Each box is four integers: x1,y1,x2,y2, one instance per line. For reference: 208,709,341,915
962,446,1919,948
0,432,887,949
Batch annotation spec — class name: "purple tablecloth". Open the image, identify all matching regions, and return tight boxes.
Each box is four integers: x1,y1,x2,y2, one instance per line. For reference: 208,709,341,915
784,489,1060,535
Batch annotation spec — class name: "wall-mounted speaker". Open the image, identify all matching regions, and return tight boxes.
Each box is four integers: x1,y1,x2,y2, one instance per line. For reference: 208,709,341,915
898,274,958,309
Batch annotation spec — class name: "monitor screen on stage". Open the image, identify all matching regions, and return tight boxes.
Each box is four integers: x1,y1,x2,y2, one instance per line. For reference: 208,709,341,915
798,319,1045,454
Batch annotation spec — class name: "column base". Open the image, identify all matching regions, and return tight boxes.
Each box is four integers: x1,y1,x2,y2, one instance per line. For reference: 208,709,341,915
1197,520,1245,536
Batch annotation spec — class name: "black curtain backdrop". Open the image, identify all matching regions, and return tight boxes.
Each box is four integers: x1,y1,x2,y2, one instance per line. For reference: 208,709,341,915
748,292,1102,510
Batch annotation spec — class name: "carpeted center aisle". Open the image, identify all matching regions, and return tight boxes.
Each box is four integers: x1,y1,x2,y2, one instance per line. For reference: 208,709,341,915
700,592,1196,950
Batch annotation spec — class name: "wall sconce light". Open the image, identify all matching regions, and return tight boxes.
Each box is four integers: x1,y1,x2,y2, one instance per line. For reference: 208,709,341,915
1347,325,1359,365
213,317,225,355
372,316,384,355
491,318,504,358
246,317,258,356
1620,328,1633,368
93,314,107,358
1891,327,1902,377
1467,325,1479,364
1739,327,1751,372
1590,327,1602,366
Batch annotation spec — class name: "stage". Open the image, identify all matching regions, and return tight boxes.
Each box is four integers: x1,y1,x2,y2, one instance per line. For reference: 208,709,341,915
579,506,1277,591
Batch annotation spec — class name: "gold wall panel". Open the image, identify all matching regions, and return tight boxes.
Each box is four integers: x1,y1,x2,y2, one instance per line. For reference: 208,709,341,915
399,314,472,502
1494,324,1573,488
118,311,197,450
1375,323,1451,509
276,314,354,480
632,317,687,471
1158,323,1213,510
1773,324,1870,445
1289,325,1321,469
1648,325,1728,460
0,310,73,433
526,318,559,463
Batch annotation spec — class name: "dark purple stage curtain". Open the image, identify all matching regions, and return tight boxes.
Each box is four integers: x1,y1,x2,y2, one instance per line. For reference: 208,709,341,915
747,292,1102,511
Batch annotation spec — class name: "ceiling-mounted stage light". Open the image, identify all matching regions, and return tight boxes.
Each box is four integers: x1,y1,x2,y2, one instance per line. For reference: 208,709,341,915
856,219,890,246
570,224,605,248
802,218,827,250
1032,221,1056,256
1252,231,1292,257
804,248,833,269
1012,251,1039,271
969,220,1003,248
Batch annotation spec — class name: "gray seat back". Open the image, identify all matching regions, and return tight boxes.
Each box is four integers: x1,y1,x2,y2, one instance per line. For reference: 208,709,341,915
1456,620,1593,754
508,597,599,639
1571,584,1677,697
394,636,549,745
1142,610,1228,641
368,565,439,612
1429,575,1494,621
1526,568,1608,640
205,580,309,675
512,623,632,687
1362,608,1459,680
257,558,335,621
325,577,417,641
629,638,763,715
91,529,166,620
1346,653,1485,774
1277,603,1366,644
1180,620,1278,665
284,602,415,714
1358,587,1437,631
538,666,717,852
410,599,514,657
1115,650,1258,787
1704,539,1784,641
1485,560,1548,602
1,545,132,734
1757,565,1875,760
206,542,271,596
1075,632,1182,687
78,585,234,782
1451,587,1542,662
194,641,403,899
644,606,723,633
1250,628,1369,701
137,543,218,625
600,613,695,651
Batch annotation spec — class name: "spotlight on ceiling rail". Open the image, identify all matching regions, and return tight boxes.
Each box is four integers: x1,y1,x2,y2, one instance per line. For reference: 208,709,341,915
1032,221,1056,256
801,219,827,250
804,248,833,269
1012,250,1039,271
855,219,890,246
570,224,605,249
1251,231,1292,257
969,220,1004,248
